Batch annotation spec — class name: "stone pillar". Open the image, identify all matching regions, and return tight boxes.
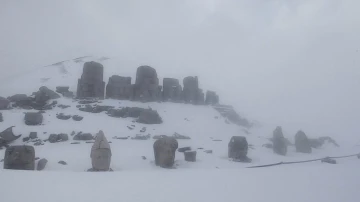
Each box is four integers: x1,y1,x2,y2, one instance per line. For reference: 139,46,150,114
77,61,105,99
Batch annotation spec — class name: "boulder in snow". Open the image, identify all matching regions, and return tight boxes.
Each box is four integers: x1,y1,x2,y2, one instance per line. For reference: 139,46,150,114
56,86,69,94
37,158,48,171
24,112,43,125
0,113,3,122
153,136,178,168
56,113,72,120
272,126,287,156
184,151,197,162
0,96,10,109
4,145,35,170
137,109,162,124
0,126,21,143
72,115,83,121
294,130,312,153
134,66,160,102
205,91,219,105
29,132,38,139
77,61,105,99
73,133,93,141
90,130,112,171
228,136,249,161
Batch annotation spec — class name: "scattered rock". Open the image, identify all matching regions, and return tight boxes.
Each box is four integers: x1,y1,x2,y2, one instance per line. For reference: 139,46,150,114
153,135,167,140
140,127,146,133
137,109,162,124
58,104,70,109
4,146,35,170
78,100,98,104
0,97,10,109
79,105,113,113
34,141,43,146
73,133,93,141
178,147,192,153
134,66,160,102
48,133,68,143
309,136,340,148
272,126,287,156
23,137,30,142
24,112,43,125
153,136,178,168
48,134,58,143
72,115,83,121
173,132,191,140
184,151,197,162
56,113,72,120
56,86,69,94
29,132,38,139
62,91,74,98
58,160,67,165
106,75,132,100
7,94,30,102
295,130,312,153
127,126,134,130
131,134,151,140
77,61,105,99
70,131,76,136
141,156,147,160
228,136,250,162
321,157,337,164
71,142,80,144
197,147,204,150
213,139,222,142
113,136,129,140
213,105,252,128
37,158,48,171
39,86,61,99
204,150,213,154
91,131,112,171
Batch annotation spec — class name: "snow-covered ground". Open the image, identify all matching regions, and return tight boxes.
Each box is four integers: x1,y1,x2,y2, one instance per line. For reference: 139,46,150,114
0,56,359,202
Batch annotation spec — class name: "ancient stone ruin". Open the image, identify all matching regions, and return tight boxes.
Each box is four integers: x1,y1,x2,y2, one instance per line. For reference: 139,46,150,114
163,78,182,102
90,131,112,171
4,145,35,170
0,96,10,109
0,126,21,145
24,112,43,125
272,126,287,156
294,130,312,153
183,76,204,104
205,91,219,105
153,136,178,168
106,75,132,100
184,151,197,162
77,61,105,99
134,66,161,102
228,136,251,162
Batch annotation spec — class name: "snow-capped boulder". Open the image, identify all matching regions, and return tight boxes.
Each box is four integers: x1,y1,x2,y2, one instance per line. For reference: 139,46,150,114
24,112,43,125
272,126,287,156
295,130,312,153
3,145,35,170
90,131,112,171
153,136,178,168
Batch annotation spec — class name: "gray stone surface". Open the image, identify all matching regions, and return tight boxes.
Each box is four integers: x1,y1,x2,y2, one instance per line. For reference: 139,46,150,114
48,133,68,143
29,132,37,139
321,157,337,164
205,91,219,105
7,94,29,102
272,126,287,156
37,158,48,171
90,131,112,171
4,146,35,170
0,96,10,109
58,160,67,165
228,136,249,160
213,105,252,128
56,113,72,120
73,133,93,141
184,151,197,162
24,112,43,125
163,78,182,102
134,66,160,102
106,75,132,100
39,86,61,99
137,109,162,124
295,130,312,153
77,61,105,99
153,136,178,168
178,147,191,152
0,113,2,122
72,115,83,121
0,126,21,143
56,86,69,94
183,76,199,104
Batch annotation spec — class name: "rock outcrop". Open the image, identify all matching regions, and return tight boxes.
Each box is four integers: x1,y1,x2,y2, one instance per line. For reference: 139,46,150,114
153,136,178,168
162,78,182,102
137,109,163,124
0,96,10,109
213,105,252,128
183,76,199,104
77,61,105,99
3,145,35,170
228,136,251,162
205,91,219,105
106,75,133,100
134,66,160,102
272,126,287,156
294,130,312,153
90,131,112,171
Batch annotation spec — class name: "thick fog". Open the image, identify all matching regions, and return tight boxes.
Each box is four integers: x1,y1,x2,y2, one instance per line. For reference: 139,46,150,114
0,0,359,144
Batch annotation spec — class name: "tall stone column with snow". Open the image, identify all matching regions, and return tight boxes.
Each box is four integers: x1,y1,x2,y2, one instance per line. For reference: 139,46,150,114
134,66,161,102
77,61,105,99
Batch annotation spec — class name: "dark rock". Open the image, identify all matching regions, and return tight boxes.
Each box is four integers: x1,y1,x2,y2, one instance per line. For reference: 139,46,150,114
33,141,43,146
79,105,113,113
7,94,29,102
86,141,94,144
113,136,129,140
0,113,3,122
56,86,69,94
107,108,127,118
39,86,60,99
4,146,35,170
173,132,191,140
153,135,167,140
0,96,10,109
228,136,249,160
56,113,72,120
29,132,38,139
295,130,312,153
184,151,197,162
137,109,162,124
272,126,287,156
62,91,74,98
58,160,67,165
58,133,69,141
140,127,146,133
127,126,134,130
153,136,178,168
37,158,48,171
204,150,213,154
76,105,81,108
0,126,21,143
127,107,144,118
71,131,76,136
178,147,192,153
77,61,105,99
162,78,183,102
48,134,58,143
72,115,83,121
134,66,160,102
321,157,337,164
23,137,30,142
262,143,273,149
58,104,70,109
24,112,43,125
205,91,219,105
71,142,80,144
73,133,93,141
131,134,151,140
142,156,147,160
106,75,132,100
91,131,112,171
35,157,40,160
309,136,340,148
213,139,222,142
183,76,199,104
78,100,98,104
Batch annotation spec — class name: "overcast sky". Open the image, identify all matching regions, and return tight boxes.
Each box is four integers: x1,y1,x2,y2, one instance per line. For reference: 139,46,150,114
0,0,359,144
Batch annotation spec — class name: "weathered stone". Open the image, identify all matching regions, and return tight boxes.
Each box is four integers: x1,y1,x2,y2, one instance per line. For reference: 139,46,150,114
204,150,213,154
272,126,287,156
153,136,178,168
72,115,83,121
184,151,197,162
56,113,72,120
172,132,191,140
58,160,67,165
0,97,10,109
7,94,29,102
295,130,312,153
73,133,93,141
91,131,112,171
228,136,249,160
137,109,162,124
205,91,219,105
0,113,3,122
24,112,43,125
178,147,191,152
79,105,113,113
134,66,159,102
106,75,132,100
58,104,70,109
62,91,74,98
29,132,37,139
0,126,21,143
23,137,30,142
163,78,182,102
48,134,58,143
321,157,336,164
183,76,199,104
131,134,151,140
37,158,48,171
77,61,105,99
4,146,35,170
39,86,60,99
56,86,69,94
58,133,69,141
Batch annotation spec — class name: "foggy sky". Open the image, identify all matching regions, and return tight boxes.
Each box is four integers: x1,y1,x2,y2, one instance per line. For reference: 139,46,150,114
0,0,359,144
